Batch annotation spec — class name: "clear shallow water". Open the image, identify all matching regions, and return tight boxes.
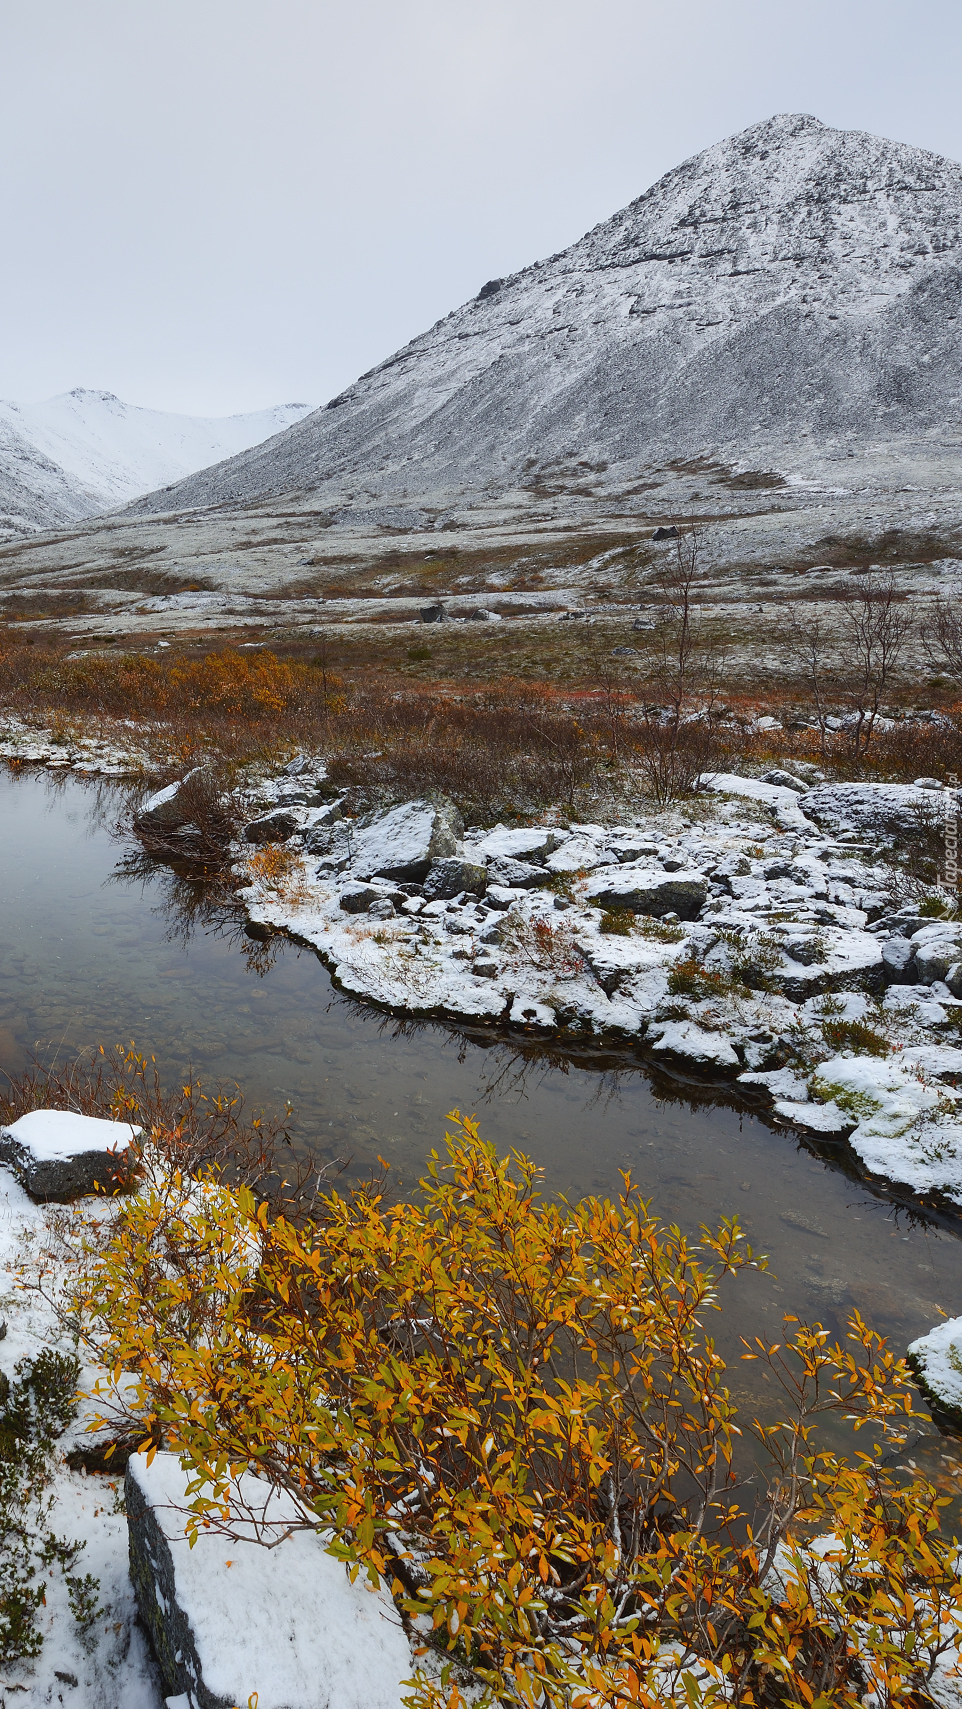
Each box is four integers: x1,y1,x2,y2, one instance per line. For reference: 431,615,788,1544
2,766,962,1469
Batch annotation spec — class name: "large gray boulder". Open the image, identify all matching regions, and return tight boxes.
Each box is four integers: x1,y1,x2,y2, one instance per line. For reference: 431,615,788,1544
243,806,299,844
485,855,552,890
802,782,956,842
0,1109,139,1201
346,798,464,881
586,867,708,921
126,1452,408,1709
422,857,488,899
881,936,917,982
915,938,962,986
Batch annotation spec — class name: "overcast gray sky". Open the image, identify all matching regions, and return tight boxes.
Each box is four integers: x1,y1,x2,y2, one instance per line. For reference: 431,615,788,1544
3,0,961,417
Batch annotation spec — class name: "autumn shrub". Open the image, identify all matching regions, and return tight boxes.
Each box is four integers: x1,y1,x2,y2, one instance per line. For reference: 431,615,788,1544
667,957,741,1001
71,1119,962,1709
246,843,308,904
498,912,586,977
0,1044,322,1214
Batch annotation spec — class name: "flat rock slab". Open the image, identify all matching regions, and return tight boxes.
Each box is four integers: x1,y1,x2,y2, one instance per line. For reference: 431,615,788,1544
0,1109,139,1201
586,867,708,920
126,1452,408,1709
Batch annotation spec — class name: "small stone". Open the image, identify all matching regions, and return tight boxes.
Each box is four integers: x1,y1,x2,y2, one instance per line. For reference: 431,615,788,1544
473,959,499,978
244,807,298,844
367,898,395,919
338,885,380,914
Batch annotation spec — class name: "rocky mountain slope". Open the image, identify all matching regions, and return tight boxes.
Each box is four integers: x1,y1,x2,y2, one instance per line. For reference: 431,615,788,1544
127,112,962,523
0,390,312,541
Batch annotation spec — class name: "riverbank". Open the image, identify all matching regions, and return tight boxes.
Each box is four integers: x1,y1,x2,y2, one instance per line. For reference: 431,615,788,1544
208,760,962,1210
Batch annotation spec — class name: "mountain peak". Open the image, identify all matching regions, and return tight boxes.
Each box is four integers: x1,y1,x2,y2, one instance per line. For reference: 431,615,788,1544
126,114,962,520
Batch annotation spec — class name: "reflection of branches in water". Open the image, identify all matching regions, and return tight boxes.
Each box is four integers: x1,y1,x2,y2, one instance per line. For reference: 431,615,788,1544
5,765,139,843
108,843,284,977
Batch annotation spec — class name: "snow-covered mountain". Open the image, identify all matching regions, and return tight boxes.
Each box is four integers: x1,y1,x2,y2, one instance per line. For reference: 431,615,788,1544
127,113,962,523
0,391,312,540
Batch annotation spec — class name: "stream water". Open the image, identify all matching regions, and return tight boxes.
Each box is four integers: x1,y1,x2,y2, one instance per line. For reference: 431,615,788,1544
3,765,962,1482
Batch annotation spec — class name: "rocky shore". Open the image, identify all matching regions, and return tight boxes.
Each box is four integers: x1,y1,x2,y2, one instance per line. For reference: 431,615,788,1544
136,759,962,1211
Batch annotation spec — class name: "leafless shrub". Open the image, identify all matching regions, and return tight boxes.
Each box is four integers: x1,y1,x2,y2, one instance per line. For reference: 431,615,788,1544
129,765,241,870
786,574,912,768
632,526,725,801
924,593,962,682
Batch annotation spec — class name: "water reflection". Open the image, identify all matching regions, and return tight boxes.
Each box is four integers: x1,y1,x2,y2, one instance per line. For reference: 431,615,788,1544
2,764,962,1478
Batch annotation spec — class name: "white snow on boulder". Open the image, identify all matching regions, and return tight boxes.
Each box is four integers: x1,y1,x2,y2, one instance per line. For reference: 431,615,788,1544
803,781,959,841
344,798,463,880
470,825,567,863
0,1109,140,1201
648,1020,741,1069
127,1451,409,1709
699,772,811,830
908,1316,962,1415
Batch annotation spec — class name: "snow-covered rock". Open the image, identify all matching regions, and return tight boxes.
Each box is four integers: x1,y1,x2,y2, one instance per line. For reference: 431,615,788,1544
422,855,488,899
811,1053,962,1199
585,866,708,920
802,781,957,842
339,798,463,881
126,1452,408,1709
907,1317,962,1420
469,826,566,863
0,1109,139,1201
648,1020,741,1070
243,805,302,844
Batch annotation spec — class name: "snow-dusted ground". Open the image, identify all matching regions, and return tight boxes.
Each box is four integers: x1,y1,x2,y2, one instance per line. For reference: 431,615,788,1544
0,1170,164,1706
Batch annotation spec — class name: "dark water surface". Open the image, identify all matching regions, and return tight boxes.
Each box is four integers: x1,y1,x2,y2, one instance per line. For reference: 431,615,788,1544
3,766,962,1478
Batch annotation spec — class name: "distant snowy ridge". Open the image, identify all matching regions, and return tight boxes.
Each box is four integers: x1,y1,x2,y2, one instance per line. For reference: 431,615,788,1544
0,390,313,541
127,112,962,522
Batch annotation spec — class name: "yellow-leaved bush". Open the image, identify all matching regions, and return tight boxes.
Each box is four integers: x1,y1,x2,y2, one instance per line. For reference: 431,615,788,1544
71,1115,962,1708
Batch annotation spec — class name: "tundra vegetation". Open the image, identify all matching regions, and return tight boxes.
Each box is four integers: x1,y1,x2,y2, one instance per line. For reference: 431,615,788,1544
44,1112,962,1709
1,571,961,833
